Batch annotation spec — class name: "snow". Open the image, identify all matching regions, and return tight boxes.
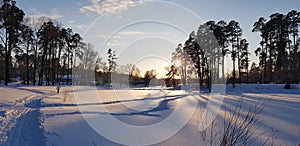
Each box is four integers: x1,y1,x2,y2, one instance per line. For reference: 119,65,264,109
0,84,299,145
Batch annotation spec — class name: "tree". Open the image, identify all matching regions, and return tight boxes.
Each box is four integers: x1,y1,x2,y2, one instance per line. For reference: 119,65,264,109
216,20,229,81
23,16,50,85
166,65,178,87
77,43,98,85
0,1,91,86
20,24,33,85
63,28,75,85
144,69,156,87
172,43,189,85
0,0,25,85
78,43,98,70
0,44,4,80
184,31,204,88
226,20,242,86
252,11,300,84
287,10,300,83
74,43,98,85
37,21,60,85
95,57,108,73
249,62,259,83
72,33,82,68
128,64,141,77
107,48,117,72
252,17,267,83
240,39,250,83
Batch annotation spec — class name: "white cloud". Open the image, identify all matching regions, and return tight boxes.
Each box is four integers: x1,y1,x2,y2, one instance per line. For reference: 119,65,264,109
118,31,147,35
96,34,121,39
79,0,144,16
28,8,64,20
106,42,122,46
68,20,75,24
28,7,38,13
76,25,89,30
96,31,145,39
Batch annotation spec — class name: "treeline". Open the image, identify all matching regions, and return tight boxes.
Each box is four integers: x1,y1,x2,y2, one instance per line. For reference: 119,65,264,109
170,20,249,88
1,0,299,87
170,10,300,88
0,0,100,86
94,58,144,86
251,10,300,84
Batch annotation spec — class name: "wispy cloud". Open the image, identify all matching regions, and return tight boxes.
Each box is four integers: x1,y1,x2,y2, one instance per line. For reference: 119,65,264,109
96,34,108,38
27,8,64,19
106,42,123,46
96,31,145,39
79,0,144,16
76,24,89,30
96,34,121,39
118,31,147,35
68,20,75,24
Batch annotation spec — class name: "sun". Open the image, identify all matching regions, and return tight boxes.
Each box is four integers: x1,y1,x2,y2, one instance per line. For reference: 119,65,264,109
174,59,182,68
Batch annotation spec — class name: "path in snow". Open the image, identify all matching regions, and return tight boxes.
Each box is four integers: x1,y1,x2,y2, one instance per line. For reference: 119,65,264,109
3,109,45,146
0,86,56,146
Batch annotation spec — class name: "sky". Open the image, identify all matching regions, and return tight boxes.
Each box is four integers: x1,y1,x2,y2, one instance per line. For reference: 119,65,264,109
15,0,300,78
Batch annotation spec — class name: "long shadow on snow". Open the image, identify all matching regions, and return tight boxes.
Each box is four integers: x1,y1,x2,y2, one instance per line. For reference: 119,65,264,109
15,86,56,96
197,92,300,135
42,94,183,108
45,95,187,118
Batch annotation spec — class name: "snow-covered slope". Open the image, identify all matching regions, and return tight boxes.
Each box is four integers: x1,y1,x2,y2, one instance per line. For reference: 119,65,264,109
0,84,299,146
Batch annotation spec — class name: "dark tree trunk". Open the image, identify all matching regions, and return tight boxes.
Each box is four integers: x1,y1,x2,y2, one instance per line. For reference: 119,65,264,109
51,40,56,85
39,54,45,86
4,32,10,86
232,57,236,88
26,41,29,85
222,54,225,81
56,46,62,84
4,50,10,86
67,47,70,85
237,37,241,84
268,39,273,83
231,38,236,88
33,41,38,86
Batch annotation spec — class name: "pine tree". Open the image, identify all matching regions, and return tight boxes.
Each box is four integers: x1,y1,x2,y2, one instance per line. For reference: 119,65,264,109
0,0,25,85
107,48,117,72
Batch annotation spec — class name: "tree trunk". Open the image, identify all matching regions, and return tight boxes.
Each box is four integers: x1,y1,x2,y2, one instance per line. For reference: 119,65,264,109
33,41,38,86
231,37,236,88
56,46,62,84
237,37,241,84
4,31,9,86
232,57,236,88
26,42,29,85
268,38,272,83
4,50,10,86
39,54,45,86
67,47,70,85
222,53,225,82
51,40,56,85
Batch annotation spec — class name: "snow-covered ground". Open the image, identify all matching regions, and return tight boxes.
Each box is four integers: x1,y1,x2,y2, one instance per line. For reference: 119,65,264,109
0,84,299,146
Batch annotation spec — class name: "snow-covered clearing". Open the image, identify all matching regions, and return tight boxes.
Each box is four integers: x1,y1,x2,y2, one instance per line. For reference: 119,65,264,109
0,84,299,146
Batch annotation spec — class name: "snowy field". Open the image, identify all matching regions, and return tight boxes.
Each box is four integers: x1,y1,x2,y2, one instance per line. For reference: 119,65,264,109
0,84,299,146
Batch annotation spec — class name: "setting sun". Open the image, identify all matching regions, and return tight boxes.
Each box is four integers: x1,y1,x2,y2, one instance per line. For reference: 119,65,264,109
174,59,182,68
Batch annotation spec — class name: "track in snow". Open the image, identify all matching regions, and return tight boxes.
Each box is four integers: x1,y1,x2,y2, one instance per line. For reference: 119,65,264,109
3,98,46,146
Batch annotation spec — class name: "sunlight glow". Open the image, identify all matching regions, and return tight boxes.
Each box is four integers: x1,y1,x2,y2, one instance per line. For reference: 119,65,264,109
174,59,182,68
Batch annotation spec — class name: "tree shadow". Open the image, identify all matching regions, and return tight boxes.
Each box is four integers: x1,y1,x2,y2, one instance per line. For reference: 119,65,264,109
45,94,188,118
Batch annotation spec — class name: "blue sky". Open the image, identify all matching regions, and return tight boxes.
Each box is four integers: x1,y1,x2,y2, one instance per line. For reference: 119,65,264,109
15,0,300,77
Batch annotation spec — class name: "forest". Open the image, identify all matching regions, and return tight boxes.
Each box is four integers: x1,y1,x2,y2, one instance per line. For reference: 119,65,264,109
0,0,299,88
167,10,300,88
